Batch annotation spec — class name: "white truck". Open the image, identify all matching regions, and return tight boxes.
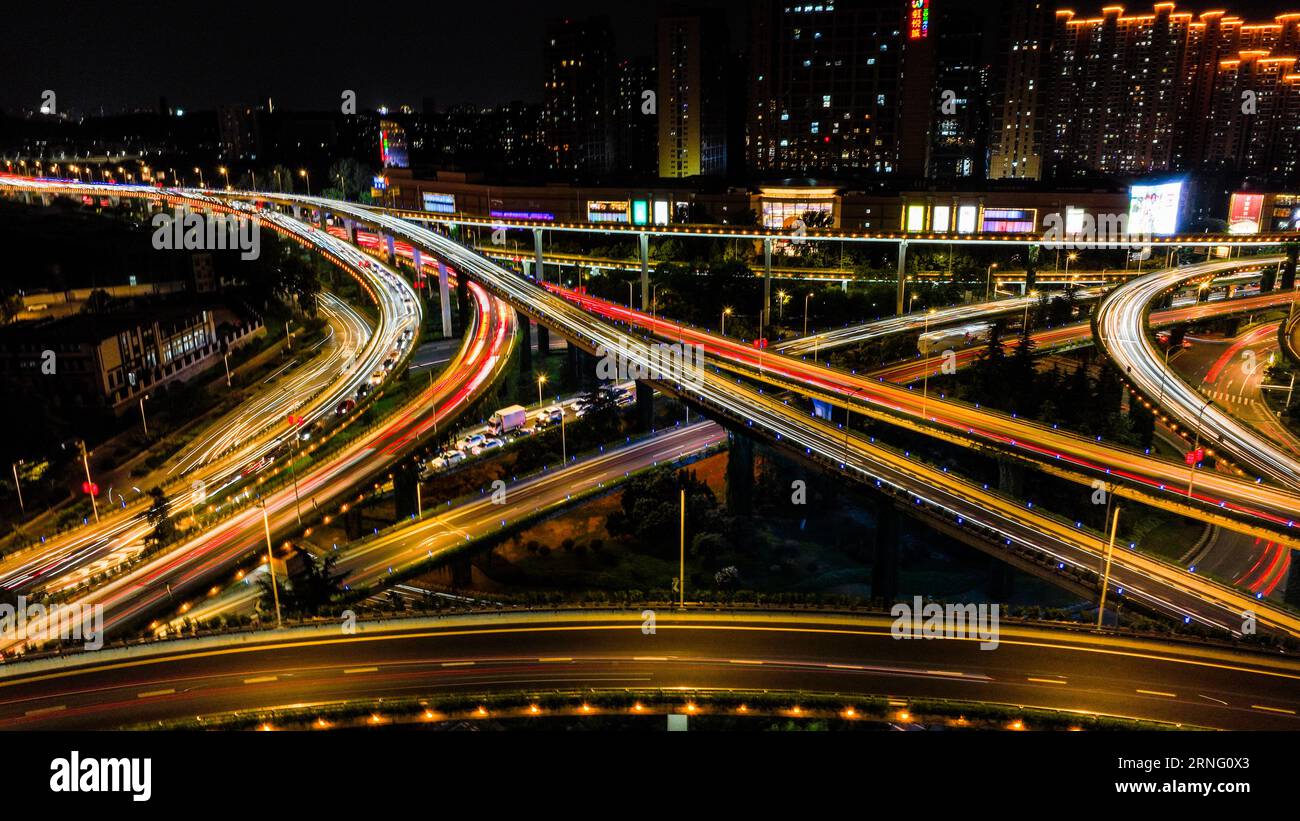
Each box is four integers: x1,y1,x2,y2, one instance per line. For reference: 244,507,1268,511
487,405,528,436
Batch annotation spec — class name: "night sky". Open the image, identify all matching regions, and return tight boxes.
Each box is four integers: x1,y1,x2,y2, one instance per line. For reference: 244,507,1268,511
1,0,744,115
1,0,1290,116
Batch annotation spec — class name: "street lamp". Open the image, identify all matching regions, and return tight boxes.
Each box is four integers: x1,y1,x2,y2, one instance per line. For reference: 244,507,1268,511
922,309,937,420
1023,290,1039,330
1186,398,1213,499
259,501,283,629
537,373,547,408
721,307,732,336
11,461,24,514
139,393,150,438
985,263,998,301
299,168,311,196
803,293,813,337
776,289,787,322
193,167,204,188
1065,252,1079,287
218,165,230,189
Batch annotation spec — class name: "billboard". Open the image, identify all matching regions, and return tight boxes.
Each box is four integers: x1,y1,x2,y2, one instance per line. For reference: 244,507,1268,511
1127,181,1184,236
587,201,629,224
422,193,455,214
1227,193,1264,234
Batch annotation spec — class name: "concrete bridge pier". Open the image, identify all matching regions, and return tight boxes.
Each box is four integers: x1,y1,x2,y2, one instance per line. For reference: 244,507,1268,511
536,324,550,357
635,380,654,431
895,239,909,316
871,502,900,604
516,310,533,372
384,234,398,267
437,261,453,339
725,430,755,517
639,232,650,311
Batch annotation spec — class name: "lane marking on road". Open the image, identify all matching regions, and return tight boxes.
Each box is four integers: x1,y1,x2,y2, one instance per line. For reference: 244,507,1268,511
243,676,278,684
1028,677,1068,685
137,689,175,698
729,659,763,665
440,661,474,668
342,667,378,675
24,705,65,717
1251,704,1296,715
1198,694,1229,706
1136,689,1177,698
828,663,866,670
926,670,965,677
537,658,572,663
633,656,668,662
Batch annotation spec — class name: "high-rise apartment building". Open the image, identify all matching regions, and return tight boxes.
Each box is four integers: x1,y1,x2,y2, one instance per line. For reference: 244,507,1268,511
987,0,1053,179
614,57,659,177
657,8,730,178
1046,4,1300,180
542,17,615,176
748,0,905,176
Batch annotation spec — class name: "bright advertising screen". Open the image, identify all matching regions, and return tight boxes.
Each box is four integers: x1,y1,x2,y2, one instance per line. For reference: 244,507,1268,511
1127,181,1183,236
1227,193,1264,234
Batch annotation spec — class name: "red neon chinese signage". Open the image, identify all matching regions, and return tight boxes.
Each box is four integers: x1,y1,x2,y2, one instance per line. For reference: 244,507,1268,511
909,0,930,40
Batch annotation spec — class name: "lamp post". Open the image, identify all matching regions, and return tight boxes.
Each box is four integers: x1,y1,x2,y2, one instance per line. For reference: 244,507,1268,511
537,373,547,408
922,309,936,420
218,165,230,190
79,440,98,523
1096,505,1121,629
776,289,787,322
721,307,732,336
12,461,24,513
985,263,998,301
138,393,150,438
1065,252,1079,287
193,167,204,188
1023,290,1039,330
803,293,813,337
260,502,282,629
299,169,311,196
1187,398,1213,499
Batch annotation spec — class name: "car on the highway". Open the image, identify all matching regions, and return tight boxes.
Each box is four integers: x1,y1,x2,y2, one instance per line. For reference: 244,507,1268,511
369,370,385,385
240,456,274,477
335,399,356,416
421,450,465,478
458,433,487,452
535,406,564,429
471,437,505,456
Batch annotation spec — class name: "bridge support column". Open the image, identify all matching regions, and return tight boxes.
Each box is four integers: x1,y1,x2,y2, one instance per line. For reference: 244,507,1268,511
635,380,654,431
565,340,579,384
291,205,301,221
895,239,908,316
536,324,550,357
1282,245,1298,291
437,261,453,339
411,247,423,278
871,502,900,605
344,218,357,245
1284,550,1300,608
384,234,398,266
517,310,533,372
762,238,773,337
725,430,755,517
533,227,545,286
987,556,1015,600
639,232,650,311
455,267,470,337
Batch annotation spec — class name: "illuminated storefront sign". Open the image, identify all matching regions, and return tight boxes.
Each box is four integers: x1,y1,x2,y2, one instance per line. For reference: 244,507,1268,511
422,193,455,214
906,204,926,232
931,205,951,233
956,205,978,234
587,200,630,223
631,200,650,226
909,0,930,39
981,208,1036,234
490,210,554,222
